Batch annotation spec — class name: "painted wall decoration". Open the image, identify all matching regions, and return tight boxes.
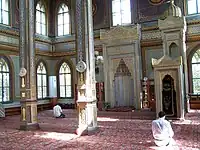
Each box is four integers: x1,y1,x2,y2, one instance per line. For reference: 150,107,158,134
92,2,97,16
138,0,168,22
93,0,109,30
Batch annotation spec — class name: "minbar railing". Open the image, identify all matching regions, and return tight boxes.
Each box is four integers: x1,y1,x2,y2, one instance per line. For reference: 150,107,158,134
188,93,200,109
0,103,5,118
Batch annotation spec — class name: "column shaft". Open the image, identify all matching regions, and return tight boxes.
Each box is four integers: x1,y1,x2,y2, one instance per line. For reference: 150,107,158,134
76,0,97,135
19,0,39,130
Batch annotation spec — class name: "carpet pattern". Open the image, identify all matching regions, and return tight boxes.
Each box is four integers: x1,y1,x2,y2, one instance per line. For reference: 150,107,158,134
0,109,199,150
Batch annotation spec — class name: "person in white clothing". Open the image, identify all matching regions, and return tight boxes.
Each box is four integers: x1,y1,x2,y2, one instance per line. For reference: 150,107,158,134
53,104,65,118
152,111,175,147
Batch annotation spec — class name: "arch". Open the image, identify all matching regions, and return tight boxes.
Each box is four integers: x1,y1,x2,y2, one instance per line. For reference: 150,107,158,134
36,0,47,35
169,42,179,58
0,55,14,103
56,2,71,36
36,60,48,99
187,44,200,93
56,59,74,98
189,48,200,93
162,74,177,117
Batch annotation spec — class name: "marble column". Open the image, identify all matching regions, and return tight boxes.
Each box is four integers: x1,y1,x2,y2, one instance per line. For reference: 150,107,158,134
19,0,39,130
75,0,97,136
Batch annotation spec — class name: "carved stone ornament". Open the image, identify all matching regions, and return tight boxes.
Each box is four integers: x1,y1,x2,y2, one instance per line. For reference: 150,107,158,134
100,25,140,41
158,16,186,30
76,61,87,73
152,55,182,67
19,68,27,77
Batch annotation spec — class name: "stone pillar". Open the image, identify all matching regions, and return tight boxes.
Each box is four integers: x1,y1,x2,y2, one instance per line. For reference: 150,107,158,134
75,0,97,136
19,0,39,130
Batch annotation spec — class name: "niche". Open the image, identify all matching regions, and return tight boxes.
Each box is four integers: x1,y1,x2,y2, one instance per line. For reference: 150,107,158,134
169,43,179,59
114,59,134,107
162,75,177,117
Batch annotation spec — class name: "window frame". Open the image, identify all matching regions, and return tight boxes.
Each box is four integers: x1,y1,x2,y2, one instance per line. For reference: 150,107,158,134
190,49,200,94
0,56,12,103
187,0,200,15
56,3,71,36
36,61,48,100
35,0,47,35
57,61,73,99
111,0,132,26
0,0,10,25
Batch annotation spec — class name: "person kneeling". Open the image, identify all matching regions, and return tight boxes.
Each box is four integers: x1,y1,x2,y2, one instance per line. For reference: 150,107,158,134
152,111,175,147
53,104,65,118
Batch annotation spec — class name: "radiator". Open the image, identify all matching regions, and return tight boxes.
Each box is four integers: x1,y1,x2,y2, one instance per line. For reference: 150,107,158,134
0,103,5,117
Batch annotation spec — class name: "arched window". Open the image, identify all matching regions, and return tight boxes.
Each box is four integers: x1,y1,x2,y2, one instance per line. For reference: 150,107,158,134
36,1,46,35
0,0,9,25
59,62,72,97
0,57,10,102
187,0,200,14
57,3,70,36
192,49,200,93
112,0,131,26
37,62,47,99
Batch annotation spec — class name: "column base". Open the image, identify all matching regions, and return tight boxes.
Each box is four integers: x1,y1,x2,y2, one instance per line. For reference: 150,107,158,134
20,123,40,131
76,126,98,136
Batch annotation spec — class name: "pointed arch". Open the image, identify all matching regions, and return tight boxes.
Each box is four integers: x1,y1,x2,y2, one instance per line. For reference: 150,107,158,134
57,3,70,36
57,60,73,98
191,49,200,93
0,56,12,102
36,0,47,35
36,61,48,99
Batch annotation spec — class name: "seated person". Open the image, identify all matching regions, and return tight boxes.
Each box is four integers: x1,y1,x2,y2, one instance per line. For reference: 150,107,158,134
152,111,175,147
53,104,65,118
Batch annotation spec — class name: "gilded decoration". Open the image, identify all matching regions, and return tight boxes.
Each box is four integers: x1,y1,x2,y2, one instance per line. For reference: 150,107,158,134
149,0,165,5
100,25,140,41
152,55,182,67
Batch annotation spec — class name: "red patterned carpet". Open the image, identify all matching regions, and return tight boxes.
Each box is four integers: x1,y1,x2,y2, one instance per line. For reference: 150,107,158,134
0,109,199,150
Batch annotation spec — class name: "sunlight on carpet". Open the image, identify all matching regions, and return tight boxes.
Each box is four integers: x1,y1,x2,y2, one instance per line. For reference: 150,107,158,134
97,117,119,122
34,132,78,141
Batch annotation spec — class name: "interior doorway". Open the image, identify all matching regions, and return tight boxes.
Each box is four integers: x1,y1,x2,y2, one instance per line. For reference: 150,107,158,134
162,75,177,117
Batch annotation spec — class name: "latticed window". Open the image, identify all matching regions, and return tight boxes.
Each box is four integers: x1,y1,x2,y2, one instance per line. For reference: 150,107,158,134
57,3,70,36
37,62,47,99
59,62,72,97
0,0,9,25
187,0,200,14
36,1,46,35
0,58,10,102
192,49,200,93
112,0,131,26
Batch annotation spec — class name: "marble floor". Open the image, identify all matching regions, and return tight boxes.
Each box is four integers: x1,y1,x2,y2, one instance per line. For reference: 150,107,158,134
0,109,199,150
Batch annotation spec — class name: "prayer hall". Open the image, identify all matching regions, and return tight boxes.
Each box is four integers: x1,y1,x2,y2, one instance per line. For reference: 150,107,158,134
0,0,200,149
